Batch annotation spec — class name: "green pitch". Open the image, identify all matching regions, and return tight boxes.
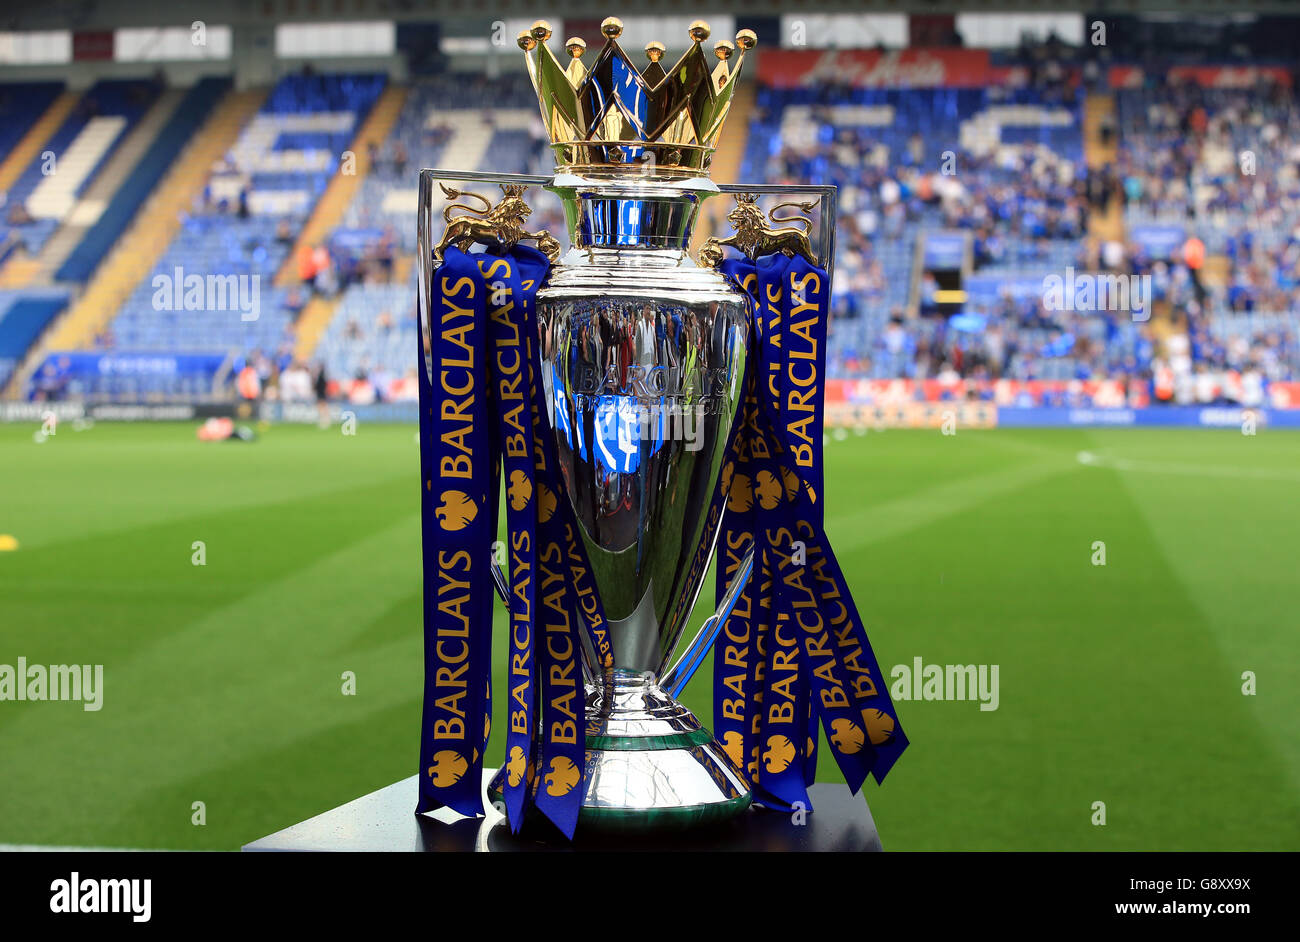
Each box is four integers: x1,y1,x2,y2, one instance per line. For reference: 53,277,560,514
1,421,1297,850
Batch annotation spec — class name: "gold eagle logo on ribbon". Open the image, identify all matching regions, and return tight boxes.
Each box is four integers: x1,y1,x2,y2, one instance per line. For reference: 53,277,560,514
428,750,468,787
436,490,478,531
536,482,557,523
863,708,896,746
763,734,796,774
720,730,744,770
544,756,580,797
507,470,533,511
727,472,753,513
506,745,527,787
830,718,866,755
754,470,783,510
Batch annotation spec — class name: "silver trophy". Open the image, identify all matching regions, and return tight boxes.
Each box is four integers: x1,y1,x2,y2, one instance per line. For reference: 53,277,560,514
416,17,834,829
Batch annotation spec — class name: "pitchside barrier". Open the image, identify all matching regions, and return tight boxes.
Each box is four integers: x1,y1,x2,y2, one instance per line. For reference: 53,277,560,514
6,399,1300,430
993,406,1300,429
821,403,1300,429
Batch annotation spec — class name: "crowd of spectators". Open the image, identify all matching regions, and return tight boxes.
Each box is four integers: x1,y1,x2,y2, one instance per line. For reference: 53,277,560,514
755,73,1300,397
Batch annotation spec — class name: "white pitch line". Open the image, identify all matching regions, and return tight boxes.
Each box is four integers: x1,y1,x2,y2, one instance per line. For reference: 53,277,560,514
1076,451,1300,482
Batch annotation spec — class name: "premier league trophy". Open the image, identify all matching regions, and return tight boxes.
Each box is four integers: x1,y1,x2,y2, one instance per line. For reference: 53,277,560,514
414,17,907,840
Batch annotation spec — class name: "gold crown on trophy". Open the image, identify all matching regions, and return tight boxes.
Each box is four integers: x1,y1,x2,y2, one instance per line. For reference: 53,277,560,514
518,17,756,175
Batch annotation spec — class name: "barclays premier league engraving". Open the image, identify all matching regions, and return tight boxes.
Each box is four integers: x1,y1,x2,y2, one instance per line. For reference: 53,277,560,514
414,17,908,838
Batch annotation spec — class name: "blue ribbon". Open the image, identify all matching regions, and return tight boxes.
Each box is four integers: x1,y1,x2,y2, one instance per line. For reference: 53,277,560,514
712,262,760,786
750,253,813,811
418,245,604,836
416,246,494,819
480,252,542,830
515,246,591,839
713,252,909,806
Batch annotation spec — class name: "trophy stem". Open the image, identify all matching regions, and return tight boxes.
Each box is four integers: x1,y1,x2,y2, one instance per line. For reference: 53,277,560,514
486,669,751,833
577,670,751,830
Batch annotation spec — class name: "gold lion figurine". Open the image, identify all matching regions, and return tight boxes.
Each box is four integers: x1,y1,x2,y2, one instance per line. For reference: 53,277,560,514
432,183,561,265
699,193,820,268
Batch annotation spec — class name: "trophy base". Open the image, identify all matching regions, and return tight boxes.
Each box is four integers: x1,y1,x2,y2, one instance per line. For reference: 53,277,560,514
493,671,752,833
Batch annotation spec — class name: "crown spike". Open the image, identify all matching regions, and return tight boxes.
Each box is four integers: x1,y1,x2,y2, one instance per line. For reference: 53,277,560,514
521,15,754,176
641,41,667,86
712,40,735,90
714,30,758,97
564,37,587,85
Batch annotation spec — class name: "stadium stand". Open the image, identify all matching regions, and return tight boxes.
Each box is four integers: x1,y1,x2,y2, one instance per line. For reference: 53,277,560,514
0,290,69,389
0,83,65,182
1111,78,1300,400
59,73,387,399
310,74,551,404
5,89,268,399
280,83,409,362
0,79,162,263
313,282,417,403
0,91,81,287
724,62,1298,406
250,65,1300,410
338,73,547,253
739,84,1092,381
55,77,233,283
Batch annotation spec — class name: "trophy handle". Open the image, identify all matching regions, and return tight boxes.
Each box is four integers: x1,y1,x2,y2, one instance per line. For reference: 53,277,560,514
490,559,510,606
713,182,838,284
659,543,755,698
417,168,557,390
416,170,437,390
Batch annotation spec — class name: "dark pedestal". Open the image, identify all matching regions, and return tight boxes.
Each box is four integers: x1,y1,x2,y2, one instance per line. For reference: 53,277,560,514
243,771,882,852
